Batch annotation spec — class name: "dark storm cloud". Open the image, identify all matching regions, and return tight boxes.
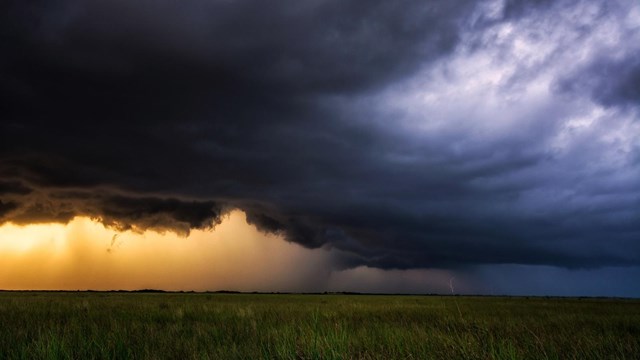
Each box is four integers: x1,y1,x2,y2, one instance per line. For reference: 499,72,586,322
0,180,32,196
0,186,225,235
556,54,640,108
1,0,640,273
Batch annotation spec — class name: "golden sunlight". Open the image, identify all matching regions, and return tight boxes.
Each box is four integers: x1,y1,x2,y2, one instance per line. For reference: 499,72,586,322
0,210,332,291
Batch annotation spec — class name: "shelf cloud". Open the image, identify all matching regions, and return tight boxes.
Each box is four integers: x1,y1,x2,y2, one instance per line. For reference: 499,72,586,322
1,0,639,288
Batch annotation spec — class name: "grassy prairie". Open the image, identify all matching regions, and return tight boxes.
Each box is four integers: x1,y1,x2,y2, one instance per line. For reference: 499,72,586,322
0,292,638,359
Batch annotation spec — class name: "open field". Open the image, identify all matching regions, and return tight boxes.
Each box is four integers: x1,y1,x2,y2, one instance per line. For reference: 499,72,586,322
0,292,638,359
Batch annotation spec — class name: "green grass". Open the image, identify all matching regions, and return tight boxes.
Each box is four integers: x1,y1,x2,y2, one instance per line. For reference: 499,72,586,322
0,292,638,359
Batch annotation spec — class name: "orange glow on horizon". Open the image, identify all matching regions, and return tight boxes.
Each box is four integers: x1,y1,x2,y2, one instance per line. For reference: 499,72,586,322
0,221,68,255
0,211,333,292
0,211,465,294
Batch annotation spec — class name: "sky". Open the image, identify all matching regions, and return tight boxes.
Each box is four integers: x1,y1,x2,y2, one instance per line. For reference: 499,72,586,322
1,0,639,297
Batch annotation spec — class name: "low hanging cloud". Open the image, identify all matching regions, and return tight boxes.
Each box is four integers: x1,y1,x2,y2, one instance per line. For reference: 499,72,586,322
0,185,226,235
1,0,640,277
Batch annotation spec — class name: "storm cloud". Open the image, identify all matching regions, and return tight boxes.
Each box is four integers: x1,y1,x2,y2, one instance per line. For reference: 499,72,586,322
1,0,640,280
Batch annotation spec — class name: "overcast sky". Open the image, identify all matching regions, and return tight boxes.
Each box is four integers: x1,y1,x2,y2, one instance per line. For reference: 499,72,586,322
1,0,639,296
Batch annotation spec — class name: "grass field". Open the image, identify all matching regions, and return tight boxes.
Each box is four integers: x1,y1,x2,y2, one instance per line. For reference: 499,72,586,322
0,292,638,359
